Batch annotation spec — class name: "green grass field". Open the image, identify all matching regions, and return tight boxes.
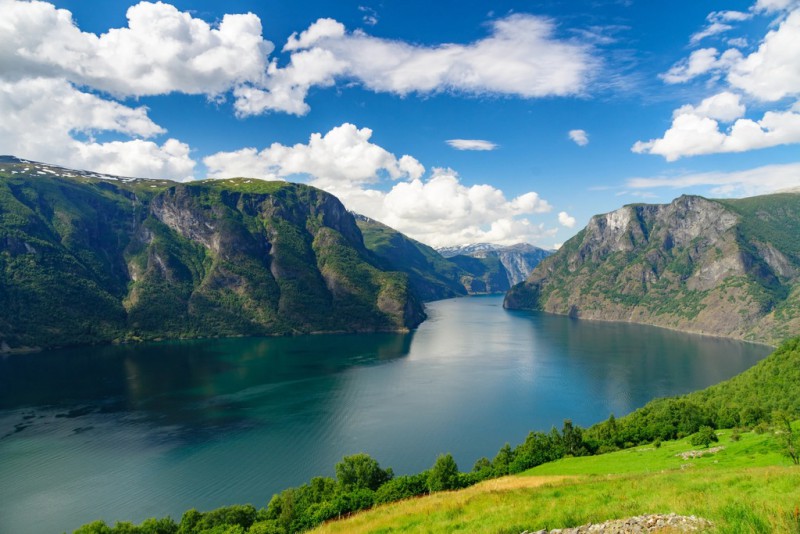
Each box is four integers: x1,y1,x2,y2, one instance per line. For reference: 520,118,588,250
311,428,800,533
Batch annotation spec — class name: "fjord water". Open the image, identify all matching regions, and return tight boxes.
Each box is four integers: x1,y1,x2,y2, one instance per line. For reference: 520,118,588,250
0,296,769,533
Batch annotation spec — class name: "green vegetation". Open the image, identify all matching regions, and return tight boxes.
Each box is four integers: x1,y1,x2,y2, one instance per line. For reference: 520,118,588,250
0,160,424,351
505,193,800,345
355,216,511,300
73,337,800,534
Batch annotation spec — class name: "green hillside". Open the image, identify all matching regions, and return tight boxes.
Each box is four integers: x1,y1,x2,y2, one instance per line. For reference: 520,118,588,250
0,158,424,351
356,215,512,298
505,193,800,345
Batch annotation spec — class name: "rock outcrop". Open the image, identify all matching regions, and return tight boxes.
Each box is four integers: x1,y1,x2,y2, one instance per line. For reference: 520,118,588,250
505,193,800,345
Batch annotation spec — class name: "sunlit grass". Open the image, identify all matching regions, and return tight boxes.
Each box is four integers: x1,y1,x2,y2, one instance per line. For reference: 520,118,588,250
312,429,800,534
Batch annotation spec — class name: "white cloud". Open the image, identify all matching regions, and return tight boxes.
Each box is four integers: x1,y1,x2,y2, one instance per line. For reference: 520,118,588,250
568,129,589,146
663,8,800,101
641,6,800,160
0,78,194,180
632,91,800,160
690,10,751,44
205,124,554,247
446,139,498,151
237,14,598,115
661,47,742,84
1,1,273,100
627,162,800,197
558,211,577,228
204,123,423,189
754,0,799,13
727,9,800,101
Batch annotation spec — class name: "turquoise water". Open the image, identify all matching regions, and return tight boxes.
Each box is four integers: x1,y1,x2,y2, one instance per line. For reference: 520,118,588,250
0,295,769,533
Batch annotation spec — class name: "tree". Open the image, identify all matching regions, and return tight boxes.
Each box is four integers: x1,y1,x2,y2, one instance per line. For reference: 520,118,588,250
334,453,393,491
690,425,718,448
427,453,460,492
773,411,800,465
491,443,514,476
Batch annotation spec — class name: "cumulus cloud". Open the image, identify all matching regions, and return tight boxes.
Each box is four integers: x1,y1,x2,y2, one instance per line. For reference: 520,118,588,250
0,78,194,180
662,8,800,100
558,211,577,228
727,9,800,101
1,1,272,99
236,14,598,116
204,123,423,189
640,5,800,159
632,92,800,160
205,124,554,247
568,129,589,146
627,162,800,197
446,139,498,151
371,168,554,247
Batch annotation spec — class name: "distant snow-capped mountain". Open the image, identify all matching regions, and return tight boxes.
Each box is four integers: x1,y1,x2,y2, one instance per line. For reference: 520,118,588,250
436,242,553,286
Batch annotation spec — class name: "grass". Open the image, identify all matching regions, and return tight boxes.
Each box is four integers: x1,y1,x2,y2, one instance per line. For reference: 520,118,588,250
311,429,800,533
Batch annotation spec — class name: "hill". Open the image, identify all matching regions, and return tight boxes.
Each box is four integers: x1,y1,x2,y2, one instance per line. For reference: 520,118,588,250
0,157,424,351
504,193,800,345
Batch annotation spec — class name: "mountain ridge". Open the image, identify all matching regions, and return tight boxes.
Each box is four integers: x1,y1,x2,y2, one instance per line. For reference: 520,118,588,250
0,157,425,352
504,192,800,345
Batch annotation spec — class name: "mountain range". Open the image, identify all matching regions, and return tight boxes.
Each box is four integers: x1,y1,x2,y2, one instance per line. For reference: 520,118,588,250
0,157,551,352
505,193,800,345
437,242,552,285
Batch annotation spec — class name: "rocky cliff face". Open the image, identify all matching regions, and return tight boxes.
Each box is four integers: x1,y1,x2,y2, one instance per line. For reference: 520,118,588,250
0,158,424,351
356,217,536,297
504,193,800,345
438,242,552,286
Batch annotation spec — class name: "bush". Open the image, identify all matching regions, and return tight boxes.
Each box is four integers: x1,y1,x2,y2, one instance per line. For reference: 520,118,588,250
690,426,719,448
374,473,428,504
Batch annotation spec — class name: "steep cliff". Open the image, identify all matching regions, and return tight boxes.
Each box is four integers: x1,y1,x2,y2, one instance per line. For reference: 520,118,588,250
438,242,552,285
0,157,424,351
504,193,800,345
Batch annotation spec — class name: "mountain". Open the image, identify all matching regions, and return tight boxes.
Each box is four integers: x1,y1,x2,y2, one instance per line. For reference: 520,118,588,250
355,216,513,296
504,193,800,345
438,242,552,285
354,215,468,301
0,157,424,352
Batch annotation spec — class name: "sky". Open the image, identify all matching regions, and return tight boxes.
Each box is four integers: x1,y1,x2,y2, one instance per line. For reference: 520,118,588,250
1,0,799,249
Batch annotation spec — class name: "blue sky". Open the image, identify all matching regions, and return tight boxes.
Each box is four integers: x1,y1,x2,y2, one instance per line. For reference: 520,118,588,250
1,0,799,248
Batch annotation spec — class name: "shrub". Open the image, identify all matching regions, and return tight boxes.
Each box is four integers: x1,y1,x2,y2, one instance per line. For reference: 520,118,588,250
690,426,719,448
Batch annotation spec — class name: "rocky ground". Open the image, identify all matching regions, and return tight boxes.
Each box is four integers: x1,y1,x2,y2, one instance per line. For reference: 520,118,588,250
521,513,713,533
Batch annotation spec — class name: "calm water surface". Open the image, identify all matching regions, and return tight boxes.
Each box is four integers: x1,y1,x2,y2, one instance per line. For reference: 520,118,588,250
0,295,769,533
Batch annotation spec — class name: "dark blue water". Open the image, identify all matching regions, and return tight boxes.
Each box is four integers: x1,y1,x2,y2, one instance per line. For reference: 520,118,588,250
0,295,769,533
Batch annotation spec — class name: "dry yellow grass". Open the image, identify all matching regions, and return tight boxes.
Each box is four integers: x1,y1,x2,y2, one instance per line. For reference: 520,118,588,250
312,476,572,534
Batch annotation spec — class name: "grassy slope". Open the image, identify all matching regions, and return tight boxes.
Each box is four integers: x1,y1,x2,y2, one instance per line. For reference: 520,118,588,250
313,429,800,533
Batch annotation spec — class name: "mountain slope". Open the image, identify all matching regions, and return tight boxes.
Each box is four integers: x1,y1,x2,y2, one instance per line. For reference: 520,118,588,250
354,215,468,300
504,193,800,345
355,216,513,297
438,242,552,285
0,157,424,351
